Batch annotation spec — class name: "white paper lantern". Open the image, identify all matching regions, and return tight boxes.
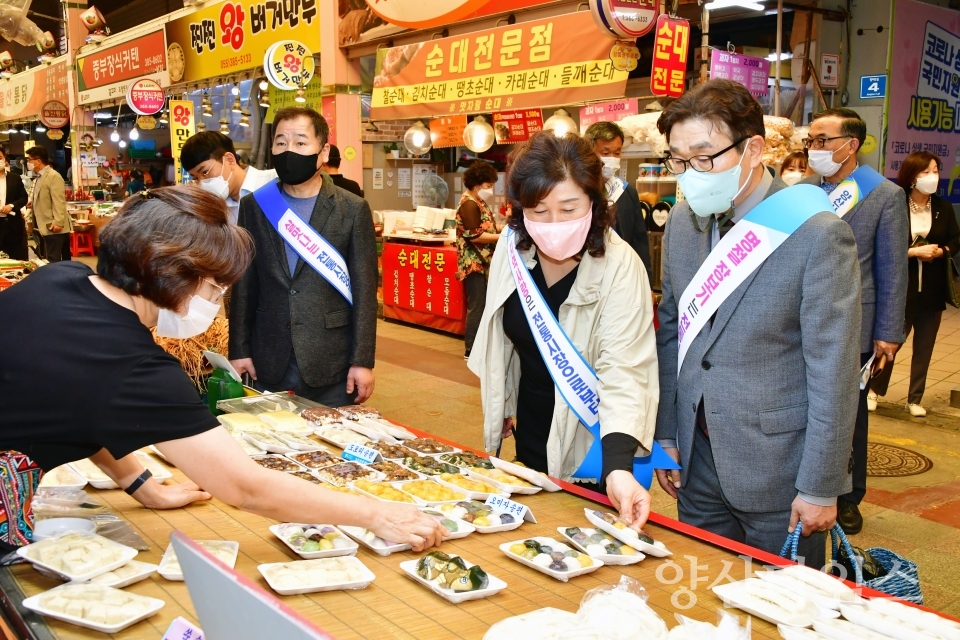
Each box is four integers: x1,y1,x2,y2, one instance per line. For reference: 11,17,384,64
404,120,432,156
463,115,495,153
543,109,578,137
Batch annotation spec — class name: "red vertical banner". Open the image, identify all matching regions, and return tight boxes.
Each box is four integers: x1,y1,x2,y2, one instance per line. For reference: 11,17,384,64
650,14,690,98
382,243,466,333
322,96,337,146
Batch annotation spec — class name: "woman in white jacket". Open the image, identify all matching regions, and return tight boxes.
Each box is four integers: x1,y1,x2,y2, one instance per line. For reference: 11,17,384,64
468,132,659,530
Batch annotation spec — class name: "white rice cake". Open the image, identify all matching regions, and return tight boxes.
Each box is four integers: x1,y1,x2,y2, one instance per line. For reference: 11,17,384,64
38,583,156,626
257,411,309,432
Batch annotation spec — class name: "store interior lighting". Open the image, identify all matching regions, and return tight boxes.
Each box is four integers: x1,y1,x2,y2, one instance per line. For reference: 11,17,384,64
197,120,207,132
403,120,432,156
231,91,242,113
462,115,495,153
231,84,240,96
259,92,270,108
705,0,765,10
118,139,126,148
766,52,793,61
18,125,29,134
238,107,251,127
294,86,306,103
259,78,268,91
218,117,230,134
129,127,139,140
110,130,120,142
201,91,213,118
543,108,577,137
93,111,112,119
35,124,46,132
159,103,169,124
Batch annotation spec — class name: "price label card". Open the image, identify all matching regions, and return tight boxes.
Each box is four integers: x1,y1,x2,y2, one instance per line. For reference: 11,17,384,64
163,617,204,640
484,495,536,523
341,443,381,464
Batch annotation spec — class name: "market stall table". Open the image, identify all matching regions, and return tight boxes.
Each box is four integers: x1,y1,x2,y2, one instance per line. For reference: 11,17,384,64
0,426,921,640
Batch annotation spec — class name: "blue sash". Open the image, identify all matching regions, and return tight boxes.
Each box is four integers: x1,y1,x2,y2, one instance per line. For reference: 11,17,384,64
253,181,352,304
504,230,678,486
828,165,886,217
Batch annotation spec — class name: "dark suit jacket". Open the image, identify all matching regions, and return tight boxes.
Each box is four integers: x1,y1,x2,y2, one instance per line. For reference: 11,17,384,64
330,173,363,198
908,192,960,312
0,172,29,260
801,174,909,352
614,184,652,282
229,175,379,388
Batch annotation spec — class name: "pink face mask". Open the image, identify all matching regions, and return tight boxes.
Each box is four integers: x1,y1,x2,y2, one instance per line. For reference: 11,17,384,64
524,212,592,261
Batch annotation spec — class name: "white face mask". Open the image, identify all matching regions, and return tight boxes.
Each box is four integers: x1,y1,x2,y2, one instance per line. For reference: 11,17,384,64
677,150,749,217
156,294,220,339
781,170,804,186
200,161,231,200
914,173,939,195
600,156,621,179
477,187,494,201
26,162,34,173
808,139,853,177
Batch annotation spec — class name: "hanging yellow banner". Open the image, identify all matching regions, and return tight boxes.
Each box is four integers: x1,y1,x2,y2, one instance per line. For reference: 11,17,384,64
164,0,320,85
265,74,321,123
169,100,196,184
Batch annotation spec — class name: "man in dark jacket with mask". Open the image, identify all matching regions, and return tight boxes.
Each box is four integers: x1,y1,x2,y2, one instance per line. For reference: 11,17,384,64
229,107,378,406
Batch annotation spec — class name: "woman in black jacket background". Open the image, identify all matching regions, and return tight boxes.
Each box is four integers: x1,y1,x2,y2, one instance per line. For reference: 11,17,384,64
0,147,29,260
869,151,960,416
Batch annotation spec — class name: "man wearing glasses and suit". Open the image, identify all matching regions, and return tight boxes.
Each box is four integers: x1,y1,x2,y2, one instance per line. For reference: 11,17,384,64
801,109,909,535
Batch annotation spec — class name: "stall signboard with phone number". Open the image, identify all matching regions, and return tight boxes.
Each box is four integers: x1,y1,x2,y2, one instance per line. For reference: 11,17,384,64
126,78,165,115
164,0,319,84
169,100,197,185
76,30,167,96
39,100,69,129
382,243,465,321
263,40,315,91
650,14,690,98
492,109,543,144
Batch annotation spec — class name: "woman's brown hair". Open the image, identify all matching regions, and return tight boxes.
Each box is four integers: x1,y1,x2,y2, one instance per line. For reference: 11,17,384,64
97,186,254,309
506,131,614,258
780,151,808,175
898,151,941,192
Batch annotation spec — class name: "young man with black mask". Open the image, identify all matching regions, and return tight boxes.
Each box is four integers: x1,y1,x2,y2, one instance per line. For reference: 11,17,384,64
229,107,378,407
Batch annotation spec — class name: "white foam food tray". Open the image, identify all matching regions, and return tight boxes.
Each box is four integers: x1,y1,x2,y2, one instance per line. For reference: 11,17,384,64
284,450,343,470
403,438,462,456
712,578,820,628
419,509,477,541
340,420,400,444
314,427,372,449
778,624,832,639
464,468,542,496
258,556,375,595
839,603,940,640
399,557,506,604
159,540,239,581
583,508,672,557
758,568,862,611
271,432,325,452
434,474,508,500
556,526,645,565
437,503,525,534
17,532,138,583
490,457,563,492
813,618,895,640
69,452,172,490
338,526,411,556
38,465,87,490
243,431,297,454
86,560,158,588
250,454,309,474
23,583,164,633
499,537,603,582
357,416,415,440
269,524,359,559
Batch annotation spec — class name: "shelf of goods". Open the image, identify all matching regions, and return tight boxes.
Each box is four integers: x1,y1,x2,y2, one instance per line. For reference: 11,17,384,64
2,416,953,639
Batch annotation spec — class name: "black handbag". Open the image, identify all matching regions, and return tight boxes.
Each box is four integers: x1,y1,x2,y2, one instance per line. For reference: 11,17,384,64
946,248,960,309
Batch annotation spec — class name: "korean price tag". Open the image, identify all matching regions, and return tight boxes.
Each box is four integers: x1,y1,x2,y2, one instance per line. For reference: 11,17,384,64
484,495,536,523
163,617,204,640
341,443,381,465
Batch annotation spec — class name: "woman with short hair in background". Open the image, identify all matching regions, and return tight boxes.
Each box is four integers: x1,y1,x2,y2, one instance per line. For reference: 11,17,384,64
456,160,500,359
869,151,960,416
779,151,811,186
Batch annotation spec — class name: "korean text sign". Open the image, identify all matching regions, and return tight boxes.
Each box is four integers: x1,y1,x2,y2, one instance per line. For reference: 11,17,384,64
885,0,960,202
371,12,629,119
650,14,690,98
169,100,197,185
382,243,465,321
430,115,468,148
0,60,68,120
578,98,637,133
492,109,543,143
165,0,319,84
77,30,166,93
709,50,770,96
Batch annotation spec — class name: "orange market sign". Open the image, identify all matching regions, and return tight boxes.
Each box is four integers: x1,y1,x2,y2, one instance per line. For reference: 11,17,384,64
0,59,68,121
371,13,629,120
650,14,690,98
429,115,467,148
165,0,319,84
76,30,167,105
492,109,543,143
361,0,553,33
39,100,69,128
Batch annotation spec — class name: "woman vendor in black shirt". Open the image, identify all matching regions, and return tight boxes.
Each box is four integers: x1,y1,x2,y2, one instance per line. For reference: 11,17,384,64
0,186,445,552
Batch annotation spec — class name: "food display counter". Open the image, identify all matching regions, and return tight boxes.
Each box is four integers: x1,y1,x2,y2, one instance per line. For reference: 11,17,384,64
1,418,952,640
382,239,466,335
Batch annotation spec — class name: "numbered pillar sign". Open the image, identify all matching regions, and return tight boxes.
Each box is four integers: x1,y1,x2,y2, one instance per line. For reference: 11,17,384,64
859,75,886,99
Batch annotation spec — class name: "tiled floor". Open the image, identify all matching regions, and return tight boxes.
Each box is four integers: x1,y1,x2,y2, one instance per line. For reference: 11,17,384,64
369,311,960,616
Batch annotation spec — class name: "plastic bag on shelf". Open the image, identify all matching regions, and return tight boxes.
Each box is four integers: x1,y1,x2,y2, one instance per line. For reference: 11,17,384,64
32,488,109,518
667,610,751,640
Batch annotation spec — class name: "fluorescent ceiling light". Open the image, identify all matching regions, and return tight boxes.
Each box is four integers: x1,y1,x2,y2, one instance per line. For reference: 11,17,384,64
766,52,793,61
706,0,765,10
93,111,113,119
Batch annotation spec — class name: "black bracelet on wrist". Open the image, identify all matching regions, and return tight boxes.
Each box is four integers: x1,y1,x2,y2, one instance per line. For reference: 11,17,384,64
124,469,153,496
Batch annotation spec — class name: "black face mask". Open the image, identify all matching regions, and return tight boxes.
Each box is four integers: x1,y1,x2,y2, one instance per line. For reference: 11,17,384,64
272,150,320,185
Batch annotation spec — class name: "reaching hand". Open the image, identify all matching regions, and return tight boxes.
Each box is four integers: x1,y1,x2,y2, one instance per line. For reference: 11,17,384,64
605,470,652,531
135,480,211,510
369,503,448,551
230,358,257,381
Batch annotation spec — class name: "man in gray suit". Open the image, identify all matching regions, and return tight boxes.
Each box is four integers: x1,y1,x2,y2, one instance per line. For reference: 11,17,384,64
26,146,71,263
804,109,909,534
654,80,861,567
229,107,378,407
